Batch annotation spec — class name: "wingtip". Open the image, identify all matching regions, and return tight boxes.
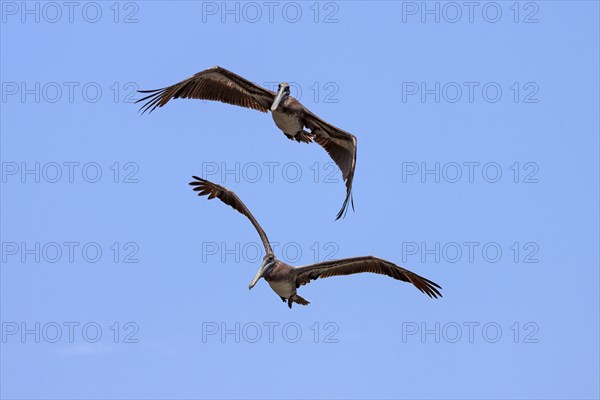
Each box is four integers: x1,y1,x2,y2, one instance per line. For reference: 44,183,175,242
334,193,354,220
189,176,202,186
134,88,166,115
428,284,443,299
137,104,152,116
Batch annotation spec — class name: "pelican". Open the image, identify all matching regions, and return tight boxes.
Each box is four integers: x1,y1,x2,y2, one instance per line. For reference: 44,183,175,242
189,176,442,308
137,66,357,219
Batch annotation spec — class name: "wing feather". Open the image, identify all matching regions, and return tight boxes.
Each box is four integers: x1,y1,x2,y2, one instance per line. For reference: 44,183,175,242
303,110,357,219
189,176,273,256
137,66,276,114
294,256,442,298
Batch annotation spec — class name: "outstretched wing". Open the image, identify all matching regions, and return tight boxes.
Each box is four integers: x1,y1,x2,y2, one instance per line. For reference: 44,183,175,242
294,256,442,298
137,66,276,114
189,176,273,256
303,110,357,220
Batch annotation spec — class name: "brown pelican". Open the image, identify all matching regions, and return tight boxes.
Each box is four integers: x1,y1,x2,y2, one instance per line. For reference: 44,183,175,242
137,66,357,219
189,176,442,308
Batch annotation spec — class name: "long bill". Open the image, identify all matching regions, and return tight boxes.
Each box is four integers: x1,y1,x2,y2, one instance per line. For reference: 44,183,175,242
270,87,286,111
249,259,269,289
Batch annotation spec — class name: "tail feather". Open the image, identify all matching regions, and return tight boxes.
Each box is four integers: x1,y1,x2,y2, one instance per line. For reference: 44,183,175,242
287,295,310,308
285,131,313,144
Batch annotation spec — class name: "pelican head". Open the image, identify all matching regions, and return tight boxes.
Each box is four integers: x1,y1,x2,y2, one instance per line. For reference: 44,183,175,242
249,254,276,289
271,82,290,111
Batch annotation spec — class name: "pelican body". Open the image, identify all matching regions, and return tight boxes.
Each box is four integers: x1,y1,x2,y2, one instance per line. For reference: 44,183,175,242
190,176,442,308
269,83,313,143
138,66,357,219
258,260,311,307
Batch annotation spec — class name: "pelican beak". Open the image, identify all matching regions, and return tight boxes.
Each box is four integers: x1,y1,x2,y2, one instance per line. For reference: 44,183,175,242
249,259,269,290
271,86,286,111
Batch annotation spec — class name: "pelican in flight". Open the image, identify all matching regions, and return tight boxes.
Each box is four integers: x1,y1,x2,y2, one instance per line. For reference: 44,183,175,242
189,176,442,308
137,66,357,219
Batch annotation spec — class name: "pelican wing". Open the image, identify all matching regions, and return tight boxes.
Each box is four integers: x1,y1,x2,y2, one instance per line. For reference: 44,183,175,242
294,256,442,298
303,110,357,220
137,66,276,114
189,176,273,256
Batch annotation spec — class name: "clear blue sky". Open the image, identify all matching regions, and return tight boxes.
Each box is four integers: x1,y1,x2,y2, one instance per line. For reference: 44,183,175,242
1,1,599,399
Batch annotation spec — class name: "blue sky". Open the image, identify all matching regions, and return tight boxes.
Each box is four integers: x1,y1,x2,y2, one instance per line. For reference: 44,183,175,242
1,1,599,399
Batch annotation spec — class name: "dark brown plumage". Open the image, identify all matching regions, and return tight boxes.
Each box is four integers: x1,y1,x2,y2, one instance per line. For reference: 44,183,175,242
137,66,274,114
294,256,441,299
139,66,357,220
189,177,442,308
189,176,273,256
